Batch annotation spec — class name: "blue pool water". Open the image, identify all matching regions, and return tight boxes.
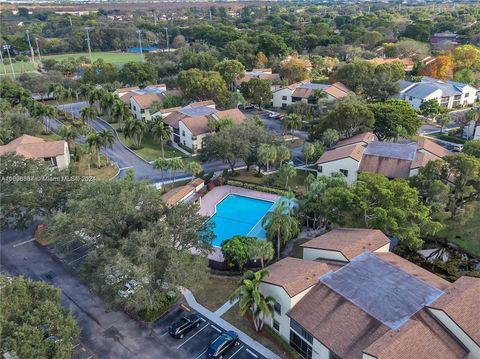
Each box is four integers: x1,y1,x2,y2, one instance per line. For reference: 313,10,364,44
208,194,275,247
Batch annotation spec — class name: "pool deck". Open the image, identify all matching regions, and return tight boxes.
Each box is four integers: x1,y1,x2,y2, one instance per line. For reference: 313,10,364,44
199,185,279,218
200,185,280,263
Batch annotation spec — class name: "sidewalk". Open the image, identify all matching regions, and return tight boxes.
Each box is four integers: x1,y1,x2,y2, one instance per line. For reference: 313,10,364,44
180,288,281,359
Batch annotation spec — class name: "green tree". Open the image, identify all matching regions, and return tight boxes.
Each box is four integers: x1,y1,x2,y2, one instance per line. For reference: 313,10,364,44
229,270,277,332
436,113,451,133
0,275,80,359
248,240,274,269
80,105,97,126
184,161,203,180
99,129,115,163
420,99,442,121
124,117,147,148
119,61,157,86
239,78,272,109
150,119,171,159
153,157,170,184
453,68,475,84
303,142,316,165
322,128,339,148
322,173,442,249
221,236,256,270
283,113,302,140
168,158,184,186
86,131,104,168
331,60,376,94
258,144,277,172
262,200,300,259
277,164,297,189
100,92,116,121
275,145,290,166
371,99,421,141
463,140,480,158
58,124,77,152
178,69,230,108
214,60,245,90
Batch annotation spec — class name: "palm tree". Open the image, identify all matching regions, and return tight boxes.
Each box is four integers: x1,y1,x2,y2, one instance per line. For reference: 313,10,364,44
150,119,172,159
276,145,290,166
168,158,184,187
229,270,277,333
62,87,76,119
153,157,170,185
303,142,315,165
99,129,115,163
58,124,77,152
88,88,104,114
79,84,94,100
258,144,277,173
436,113,451,133
80,106,97,127
283,113,302,141
248,240,274,269
86,132,104,168
111,99,128,131
100,92,116,121
262,200,300,260
124,117,147,148
52,84,65,106
184,161,203,180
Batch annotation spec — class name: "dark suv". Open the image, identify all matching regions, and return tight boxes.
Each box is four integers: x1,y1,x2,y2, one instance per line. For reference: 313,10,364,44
206,330,239,358
168,314,202,339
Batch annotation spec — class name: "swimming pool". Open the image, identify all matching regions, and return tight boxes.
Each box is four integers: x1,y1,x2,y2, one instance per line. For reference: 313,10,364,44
207,194,275,247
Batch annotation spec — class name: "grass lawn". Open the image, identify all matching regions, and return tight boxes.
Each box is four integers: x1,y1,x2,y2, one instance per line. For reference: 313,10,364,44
38,132,62,141
191,275,239,312
235,169,311,192
437,201,480,256
221,304,291,358
0,61,36,76
75,155,118,180
429,132,466,144
43,51,143,65
111,123,184,161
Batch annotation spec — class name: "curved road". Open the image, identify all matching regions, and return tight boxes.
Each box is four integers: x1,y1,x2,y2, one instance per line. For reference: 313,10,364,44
53,102,243,184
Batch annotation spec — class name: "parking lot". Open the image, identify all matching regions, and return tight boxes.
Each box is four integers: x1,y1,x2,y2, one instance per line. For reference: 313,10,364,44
152,305,266,359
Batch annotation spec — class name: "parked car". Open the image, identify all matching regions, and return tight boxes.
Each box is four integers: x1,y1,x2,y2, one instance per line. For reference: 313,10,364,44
276,114,284,120
117,279,140,298
168,314,202,339
268,112,278,118
207,330,239,358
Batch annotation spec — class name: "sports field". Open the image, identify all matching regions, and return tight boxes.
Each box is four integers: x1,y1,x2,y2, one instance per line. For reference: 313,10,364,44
43,51,143,65
0,61,36,76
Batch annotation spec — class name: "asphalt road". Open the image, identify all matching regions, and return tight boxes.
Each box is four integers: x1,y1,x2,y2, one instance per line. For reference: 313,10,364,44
0,227,266,359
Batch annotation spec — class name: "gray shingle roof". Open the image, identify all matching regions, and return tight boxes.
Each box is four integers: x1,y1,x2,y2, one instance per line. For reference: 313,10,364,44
364,141,417,161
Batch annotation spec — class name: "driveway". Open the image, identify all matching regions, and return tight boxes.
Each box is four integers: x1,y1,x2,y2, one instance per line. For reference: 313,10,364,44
0,227,268,359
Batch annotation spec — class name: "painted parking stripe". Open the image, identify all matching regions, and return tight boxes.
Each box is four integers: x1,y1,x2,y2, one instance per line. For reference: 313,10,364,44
176,324,209,349
246,348,258,358
12,238,35,247
228,345,244,359
193,349,206,359
211,325,222,333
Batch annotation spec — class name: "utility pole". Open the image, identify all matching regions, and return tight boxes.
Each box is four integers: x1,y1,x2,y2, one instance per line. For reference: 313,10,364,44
84,27,93,62
69,16,73,27
209,9,212,21
0,50,7,76
164,27,169,51
26,30,35,63
35,37,42,63
137,30,143,59
3,44,15,79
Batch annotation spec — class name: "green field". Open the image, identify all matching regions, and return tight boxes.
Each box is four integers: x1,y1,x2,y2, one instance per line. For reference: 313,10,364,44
43,51,143,65
0,61,36,76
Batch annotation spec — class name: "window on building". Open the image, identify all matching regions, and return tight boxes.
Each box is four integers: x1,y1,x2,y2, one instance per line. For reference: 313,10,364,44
282,95,287,100
182,130,185,136
141,109,145,114
290,331,312,359
408,96,413,101
274,302,281,315
290,320,313,344
465,93,469,98
282,103,287,109
339,169,348,177
192,136,197,140
273,320,280,331
318,166,323,173
440,96,449,107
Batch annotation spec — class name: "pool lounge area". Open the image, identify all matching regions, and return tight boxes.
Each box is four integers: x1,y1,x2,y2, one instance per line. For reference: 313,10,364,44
198,186,281,262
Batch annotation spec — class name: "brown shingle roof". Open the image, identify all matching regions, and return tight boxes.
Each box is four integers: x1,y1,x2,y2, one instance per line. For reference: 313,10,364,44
334,132,376,149
359,154,413,178
163,111,187,129
375,252,450,290
429,276,480,344
0,135,66,159
162,185,195,206
367,57,414,71
301,228,390,261
131,93,164,110
292,87,313,99
288,283,389,359
180,116,210,136
213,109,246,125
262,257,331,297
364,309,468,359
417,138,451,158
316,143,365,164
411,151,438,169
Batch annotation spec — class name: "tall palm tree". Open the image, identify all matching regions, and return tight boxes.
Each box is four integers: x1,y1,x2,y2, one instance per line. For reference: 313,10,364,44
79,84,94,100
86,132,104,168
168,158,184,187
258,144,277,173
248,240,274,269
229,269,276,333
111,98,128,131
184,161,203,180
62,87,76,119
58,124,77,152
124,117,147,148
88,88,104,114
52,84,65,106
150,118,172,159
283,114,302,141
262,200,300,260
100,92,116,121
99,129,115,163
80,106,97,127
153,157,170,185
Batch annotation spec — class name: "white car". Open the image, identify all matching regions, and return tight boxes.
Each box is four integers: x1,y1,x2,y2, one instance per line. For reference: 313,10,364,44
117,279,140,298
268,112,278,118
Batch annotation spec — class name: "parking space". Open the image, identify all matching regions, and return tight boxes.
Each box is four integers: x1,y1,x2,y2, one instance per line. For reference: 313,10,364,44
153,305,265,359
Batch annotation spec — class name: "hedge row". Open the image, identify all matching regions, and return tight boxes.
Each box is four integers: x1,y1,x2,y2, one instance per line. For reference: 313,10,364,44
227,180,291,197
